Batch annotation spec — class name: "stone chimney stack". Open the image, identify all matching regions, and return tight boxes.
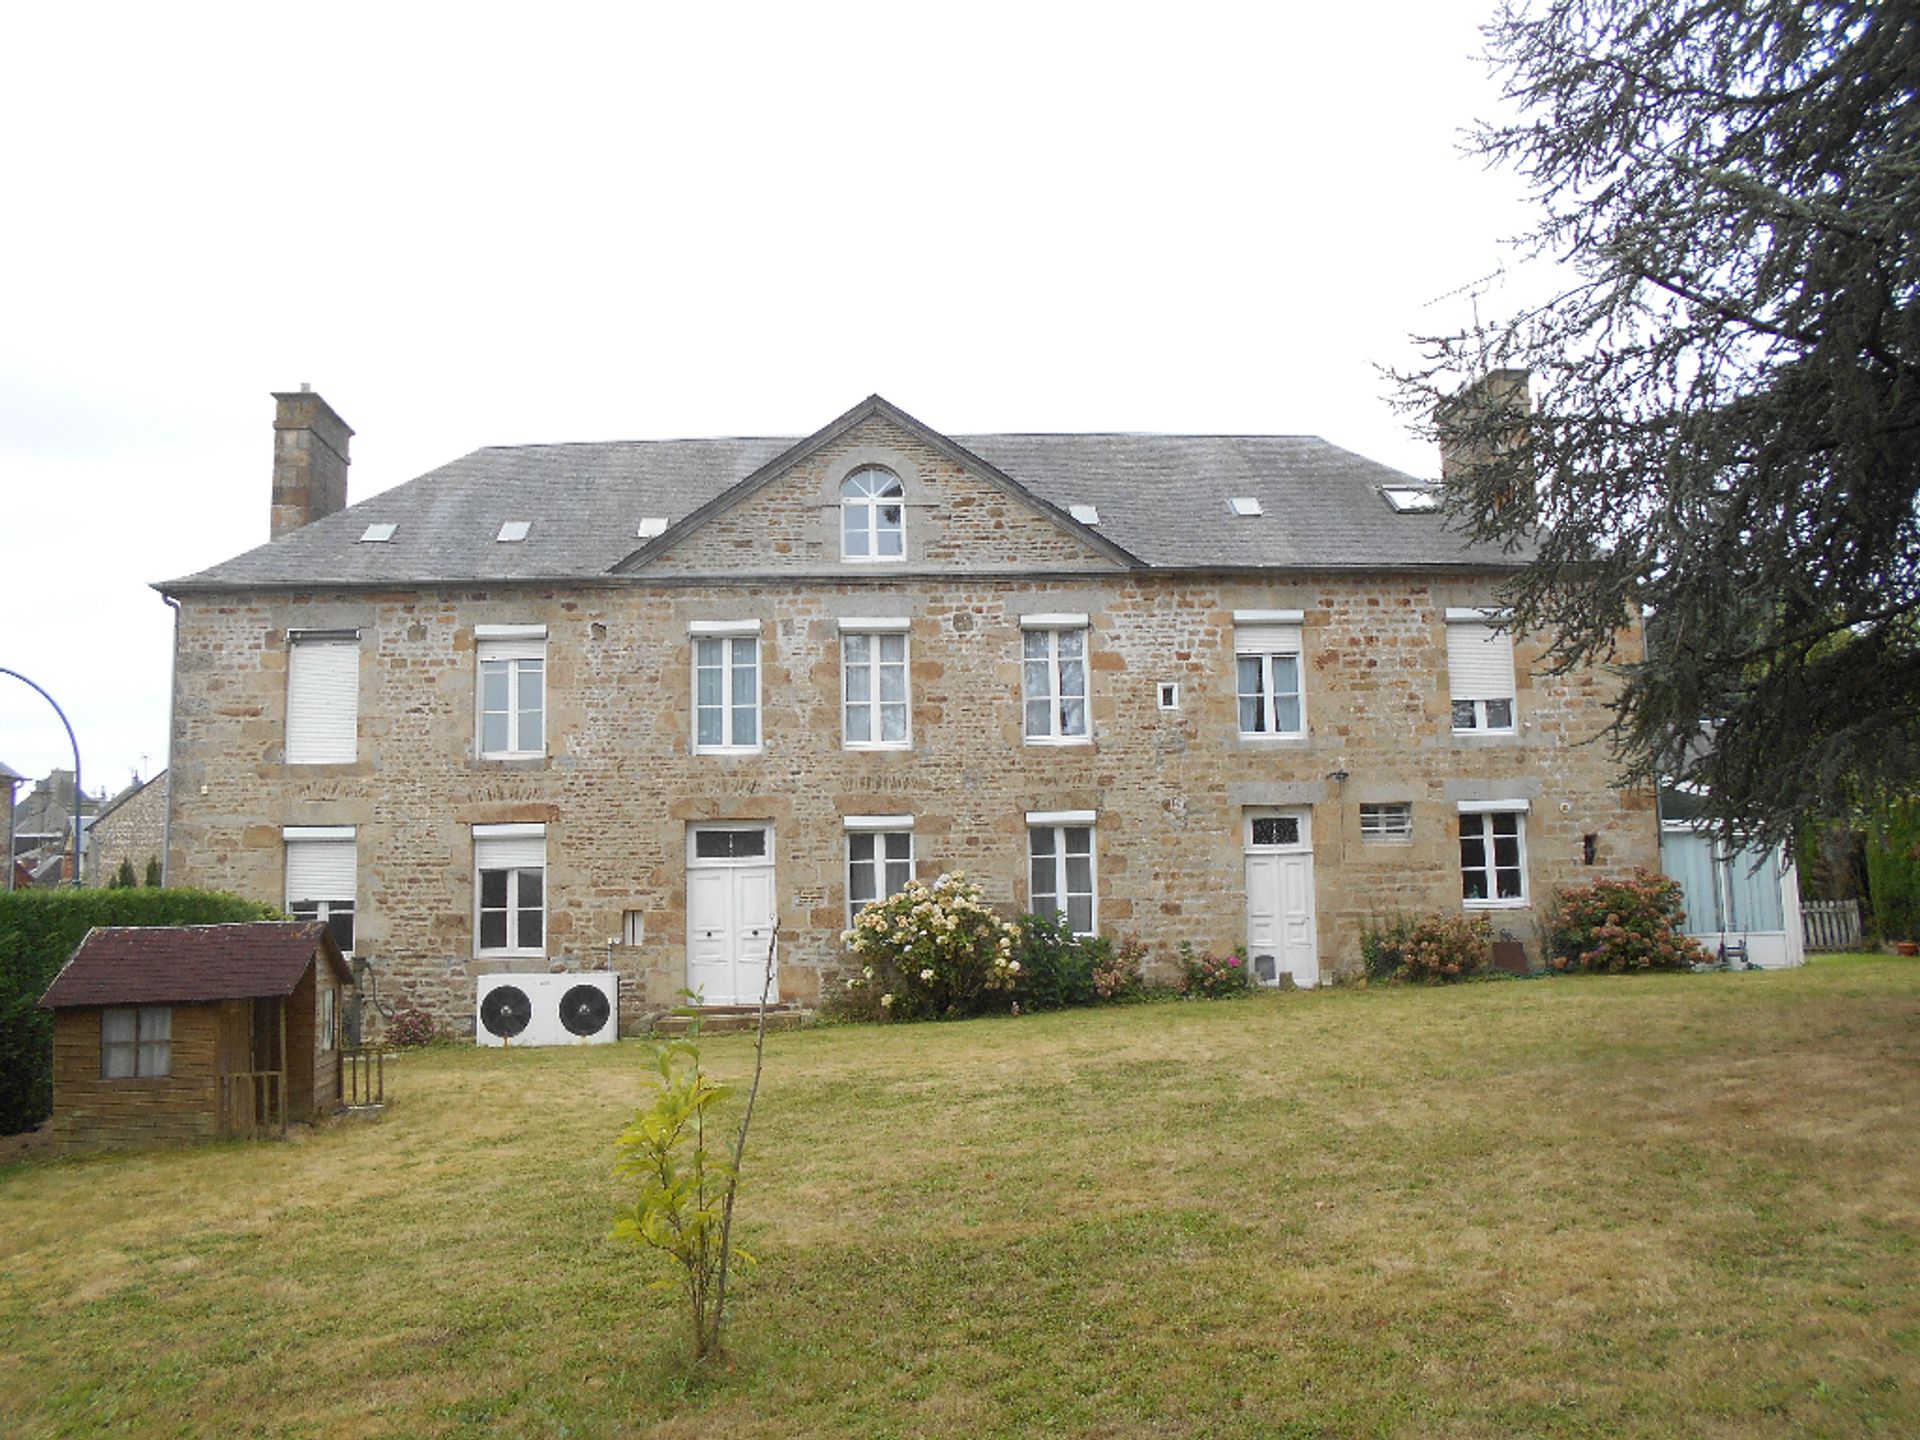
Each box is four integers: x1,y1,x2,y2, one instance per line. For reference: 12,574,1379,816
270,386,354,539
1437,368,1530,488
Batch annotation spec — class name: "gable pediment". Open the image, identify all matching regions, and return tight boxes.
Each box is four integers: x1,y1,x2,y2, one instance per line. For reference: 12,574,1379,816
614,397,1136,579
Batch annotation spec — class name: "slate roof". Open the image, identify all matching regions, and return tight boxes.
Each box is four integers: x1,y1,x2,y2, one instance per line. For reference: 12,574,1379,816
160,396,1525,592
39,922,349,1008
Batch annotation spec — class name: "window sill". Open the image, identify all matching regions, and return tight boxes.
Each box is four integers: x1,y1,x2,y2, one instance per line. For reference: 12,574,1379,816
475,950,548,962
1023,735,1093,748
1236,732,1309,744
1463,899,1530,911
477,752,549,766
844,741,913,753
1451,729,1518,740
695,746,765,757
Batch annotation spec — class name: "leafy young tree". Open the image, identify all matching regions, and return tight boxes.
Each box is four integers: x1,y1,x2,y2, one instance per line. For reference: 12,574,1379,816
1397,0,1920,847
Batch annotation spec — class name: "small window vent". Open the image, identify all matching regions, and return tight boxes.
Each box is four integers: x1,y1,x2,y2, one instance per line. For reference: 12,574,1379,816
497,521,532,543
1228,496,1264,517
1382,487,1441,514
359,523,397,543
1068,503,1100,526
636,517,669,540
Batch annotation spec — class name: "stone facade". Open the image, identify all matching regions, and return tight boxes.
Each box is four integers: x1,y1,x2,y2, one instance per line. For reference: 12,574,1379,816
86,771,168,885
163,411,1657,1033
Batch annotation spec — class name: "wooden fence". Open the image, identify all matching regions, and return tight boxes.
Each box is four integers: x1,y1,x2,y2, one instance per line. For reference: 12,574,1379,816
1803,899,1863,952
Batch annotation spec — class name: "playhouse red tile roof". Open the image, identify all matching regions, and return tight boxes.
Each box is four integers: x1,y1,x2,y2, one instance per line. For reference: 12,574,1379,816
39,922,349,1008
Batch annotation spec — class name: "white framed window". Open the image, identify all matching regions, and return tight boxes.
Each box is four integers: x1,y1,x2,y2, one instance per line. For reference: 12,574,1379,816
1028,810,1096,935
845,816,914,919
285,826,356,959
286,630,359,764
477,625,547,758
1234,611,1304,737
1022,616,1090,742
475,822,546,957
841,467,905,560
1459,803,1528,906
692,622,761,753
1158,682,1180,711
1447,610,1518,734
1360,803,1414,842
101,1006,171,1078
840,619,910,749
320,987,337,1052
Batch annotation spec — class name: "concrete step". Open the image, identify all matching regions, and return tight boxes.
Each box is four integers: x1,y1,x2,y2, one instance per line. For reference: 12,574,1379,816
652,1006,814,1036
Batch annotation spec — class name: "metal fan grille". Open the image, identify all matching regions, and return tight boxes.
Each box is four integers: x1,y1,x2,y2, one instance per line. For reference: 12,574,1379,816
479,984,532,1038
559,983,611,1037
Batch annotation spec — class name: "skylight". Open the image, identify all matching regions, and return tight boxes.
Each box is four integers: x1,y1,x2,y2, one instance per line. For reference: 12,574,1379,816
1068,503,1100,525
1228,496,1263,517
636,517,670,539
359,523,396,543
1382,486,1442,514
496,521,532,543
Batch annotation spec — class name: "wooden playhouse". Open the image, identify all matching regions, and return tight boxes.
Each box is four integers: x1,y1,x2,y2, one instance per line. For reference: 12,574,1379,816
38,921,352,1149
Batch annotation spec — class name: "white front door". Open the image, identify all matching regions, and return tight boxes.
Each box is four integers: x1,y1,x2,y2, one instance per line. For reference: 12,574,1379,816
686,825,777,1005
1244,808,1318,988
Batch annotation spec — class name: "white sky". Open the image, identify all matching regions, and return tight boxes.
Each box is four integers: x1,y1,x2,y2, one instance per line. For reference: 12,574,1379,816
0,0,1549,801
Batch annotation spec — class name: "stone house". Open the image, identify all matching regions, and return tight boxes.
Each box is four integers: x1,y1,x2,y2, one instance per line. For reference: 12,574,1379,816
156,389,1657,1034
86,770,168,885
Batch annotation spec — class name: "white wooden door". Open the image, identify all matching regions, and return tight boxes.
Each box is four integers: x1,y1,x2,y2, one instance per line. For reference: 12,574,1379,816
687,826,776,1005
1244,809,1318,988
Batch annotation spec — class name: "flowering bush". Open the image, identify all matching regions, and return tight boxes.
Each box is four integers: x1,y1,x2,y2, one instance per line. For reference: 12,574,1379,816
1545,869,1710,973
1360,913,1493,983
1178,941,1253,997
841,872,1022,1020
1092,933,1149,1001
385,1005,438,1048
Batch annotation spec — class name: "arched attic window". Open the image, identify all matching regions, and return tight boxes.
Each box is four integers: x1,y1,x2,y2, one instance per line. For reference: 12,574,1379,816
841,468,905,561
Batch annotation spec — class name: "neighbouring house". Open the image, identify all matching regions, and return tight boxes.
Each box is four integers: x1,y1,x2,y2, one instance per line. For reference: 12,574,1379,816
37,921,350,1150
8,768,101,887
85,770,168,886
155,387,1659,1035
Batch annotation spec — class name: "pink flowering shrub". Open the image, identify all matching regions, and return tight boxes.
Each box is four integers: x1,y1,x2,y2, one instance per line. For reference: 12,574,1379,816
840,872,1021,1020
1545,869,1710,973
1092,933,1149,1000
385,1005,438,1048
1178,941,1253,997
1361,913,1493,984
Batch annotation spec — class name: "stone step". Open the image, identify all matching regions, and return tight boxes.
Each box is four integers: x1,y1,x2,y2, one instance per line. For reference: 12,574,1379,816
652,1007,814,1036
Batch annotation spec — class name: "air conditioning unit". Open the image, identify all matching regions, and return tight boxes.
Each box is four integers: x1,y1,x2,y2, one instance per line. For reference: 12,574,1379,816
475,972,618,1047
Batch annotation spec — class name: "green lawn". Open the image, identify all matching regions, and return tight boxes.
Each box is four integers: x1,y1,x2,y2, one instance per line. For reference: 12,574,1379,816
3,956,1919,1438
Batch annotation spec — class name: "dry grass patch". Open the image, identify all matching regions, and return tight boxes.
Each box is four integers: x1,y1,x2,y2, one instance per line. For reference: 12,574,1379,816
3,957,1919,1437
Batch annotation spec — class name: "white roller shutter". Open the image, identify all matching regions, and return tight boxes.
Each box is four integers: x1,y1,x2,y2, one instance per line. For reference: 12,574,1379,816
287,639,359,764
1446,621,1516,702
285,829,356,904
474,823,546,871
1235,622,1301,655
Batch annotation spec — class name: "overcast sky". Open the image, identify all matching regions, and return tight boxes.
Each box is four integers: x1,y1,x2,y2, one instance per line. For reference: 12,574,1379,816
0,0,1551,802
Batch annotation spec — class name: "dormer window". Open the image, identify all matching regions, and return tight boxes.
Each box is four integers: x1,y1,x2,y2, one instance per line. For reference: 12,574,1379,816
841,468,904,561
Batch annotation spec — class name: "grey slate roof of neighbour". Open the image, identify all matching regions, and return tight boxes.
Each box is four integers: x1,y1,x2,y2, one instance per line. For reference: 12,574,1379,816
160,401,1524,591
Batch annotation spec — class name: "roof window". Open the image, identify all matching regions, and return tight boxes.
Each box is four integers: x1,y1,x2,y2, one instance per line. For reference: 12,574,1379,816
496,521,532,543
359,523,396,543
636,517,670,540
1382,486,1441,513
1068,503,1100,525
1228,496,1264,517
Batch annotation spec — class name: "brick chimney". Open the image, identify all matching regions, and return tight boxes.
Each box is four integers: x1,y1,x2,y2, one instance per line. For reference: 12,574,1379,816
1437,368,1530,487
270,386,354,539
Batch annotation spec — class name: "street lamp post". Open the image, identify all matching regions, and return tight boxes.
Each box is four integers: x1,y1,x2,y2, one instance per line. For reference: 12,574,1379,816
0,668,83,888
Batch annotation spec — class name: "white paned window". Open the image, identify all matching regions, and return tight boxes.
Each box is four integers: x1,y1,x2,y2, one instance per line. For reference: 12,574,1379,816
1235,618,1304,737
477,630,546,758
475,823,546,956
1360,803,1413,842
843,629,909,748
1022,624,1089,742
846,826,914,918
841,467,905,560
1460,808,1528,905
101,1006,170,1078
286,633,359,764
1447,612,1518,734
285,826,356,959
694,633,760,752
1029,822,1097,935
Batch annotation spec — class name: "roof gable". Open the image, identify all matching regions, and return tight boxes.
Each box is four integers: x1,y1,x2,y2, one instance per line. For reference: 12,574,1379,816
39,922,349,1008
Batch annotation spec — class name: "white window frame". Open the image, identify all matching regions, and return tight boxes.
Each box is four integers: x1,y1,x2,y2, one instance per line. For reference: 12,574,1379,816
1021,615,1091,744
839,618,911,750
476,625,547,759
1234,612,1306,738
1458,801,1529,908
285,630,360,765
285,825,356,960
1027,810,1097,936
691,621,762,754
1359,802,1414,842
474,822,547,958
844,815,915,921
840,467,906,561
101,1005,171,1079
1447,609,1518,735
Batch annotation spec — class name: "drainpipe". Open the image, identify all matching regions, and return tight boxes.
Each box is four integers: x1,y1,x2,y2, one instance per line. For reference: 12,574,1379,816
161,593,181,888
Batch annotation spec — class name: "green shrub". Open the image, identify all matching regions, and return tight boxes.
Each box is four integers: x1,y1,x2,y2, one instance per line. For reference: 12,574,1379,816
841,872,1022,1020
1177,940,1253,997
1360,912,1493,983
109,858,138,889
0,887,280,1134
385,1006,439,1048
1866,800,1920,942
1010,914,1096,1012
1544,869,1710,973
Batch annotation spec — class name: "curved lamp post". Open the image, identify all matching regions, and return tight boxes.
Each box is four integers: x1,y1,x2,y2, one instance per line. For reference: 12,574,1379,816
0,668,83,887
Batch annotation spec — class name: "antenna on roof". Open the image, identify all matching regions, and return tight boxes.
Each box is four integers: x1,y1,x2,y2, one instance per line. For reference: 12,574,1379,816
1422,265,1506,331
